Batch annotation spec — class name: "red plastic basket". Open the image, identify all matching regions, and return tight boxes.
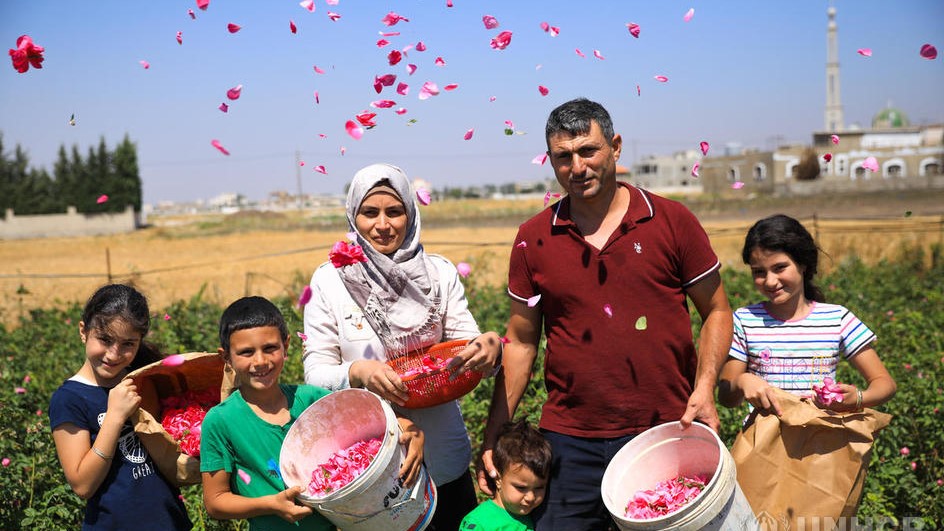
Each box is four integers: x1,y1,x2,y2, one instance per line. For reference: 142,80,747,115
387,339,483,409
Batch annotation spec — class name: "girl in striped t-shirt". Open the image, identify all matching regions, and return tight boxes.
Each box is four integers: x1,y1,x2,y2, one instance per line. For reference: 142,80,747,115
718,215,896,416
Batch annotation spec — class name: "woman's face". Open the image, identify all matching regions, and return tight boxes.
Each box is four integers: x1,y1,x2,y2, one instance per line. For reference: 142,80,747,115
355,191,408,254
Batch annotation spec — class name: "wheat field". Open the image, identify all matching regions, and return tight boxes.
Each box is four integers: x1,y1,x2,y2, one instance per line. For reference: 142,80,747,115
2,205,941,326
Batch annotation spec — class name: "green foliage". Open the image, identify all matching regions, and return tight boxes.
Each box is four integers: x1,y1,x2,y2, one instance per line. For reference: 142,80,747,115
1,247,941,528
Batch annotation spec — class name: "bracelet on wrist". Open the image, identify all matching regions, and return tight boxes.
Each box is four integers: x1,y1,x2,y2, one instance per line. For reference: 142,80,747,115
855,388,864,412
91,446,113,461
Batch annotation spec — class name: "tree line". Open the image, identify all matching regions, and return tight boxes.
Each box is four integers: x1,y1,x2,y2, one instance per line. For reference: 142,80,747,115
0,133,142,216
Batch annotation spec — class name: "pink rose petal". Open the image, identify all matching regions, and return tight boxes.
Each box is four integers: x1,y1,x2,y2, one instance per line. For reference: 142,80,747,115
345,120,363,140
419,81,440,100
683,8,695,22
164,313,171,321
313,65,325,74
435,56,446,66
226,84,242,100
314,91,320,104
527,294,541,307
416,188,432,206
490,31,513,50
603,304,613,318
482,15,499,30
14,387,26,395
296,331,308,341
464,128,474,140
299,0,315,12
298,285,313,306
340,146,346,155
627,23,640,38
370,99,397,108
549,26,560,37
575,48,585,58
227,23,241,33
139,60,150,69
406,63,417,75
593,49,605,60
540,21,549,32
447,0,453,6
162,354,186,367
380,31,400,37
538,85,549,96
290,20,297,34
516,241,527,249
381,11,409,26
823,153,832,162
456,262,472,278
327,11,341,22
636,84,641,96
196,0,209,11
96,194,109,204
415,41,427,52
314,165,327,174
443,83,459,91
211,139,230,155
396,82,409,95
188,9,196,19
700,141,710,156
388,50,402,66
299,161,305,166
237,469,251,485
831,134,840,145
920,44,938,60
219,102,229,112
731,181,745,190
691,162,700,178
654,75,668,82
857,48,872,57
532,153,548,165
863,156,879,172
176,31,183,45
489,96,497,102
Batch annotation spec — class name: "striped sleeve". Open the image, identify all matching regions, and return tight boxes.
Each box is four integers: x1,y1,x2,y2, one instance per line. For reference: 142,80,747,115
839,308,876,358
729,311,748,362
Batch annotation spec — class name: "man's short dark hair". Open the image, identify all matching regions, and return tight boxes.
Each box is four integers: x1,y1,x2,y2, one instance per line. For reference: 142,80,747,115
219,296,288,353
545,98,615,149
493,419,552,480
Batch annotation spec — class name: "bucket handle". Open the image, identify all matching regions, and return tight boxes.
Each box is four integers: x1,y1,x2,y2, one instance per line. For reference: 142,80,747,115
316,475,424,522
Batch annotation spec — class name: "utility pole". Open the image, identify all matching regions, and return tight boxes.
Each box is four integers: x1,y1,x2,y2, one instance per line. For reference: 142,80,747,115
295,149,303,210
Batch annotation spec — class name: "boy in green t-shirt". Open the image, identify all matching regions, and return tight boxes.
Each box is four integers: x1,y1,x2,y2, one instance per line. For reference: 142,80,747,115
461,420,551,531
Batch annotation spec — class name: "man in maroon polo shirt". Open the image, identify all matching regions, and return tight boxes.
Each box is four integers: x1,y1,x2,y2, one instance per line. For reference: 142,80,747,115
476,98,733,530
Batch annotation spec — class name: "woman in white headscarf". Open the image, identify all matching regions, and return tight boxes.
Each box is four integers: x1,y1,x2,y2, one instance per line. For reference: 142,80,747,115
303,163,503,530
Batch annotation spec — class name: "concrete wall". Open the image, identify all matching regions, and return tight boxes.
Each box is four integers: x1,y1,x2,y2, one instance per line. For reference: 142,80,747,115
1,206,138,240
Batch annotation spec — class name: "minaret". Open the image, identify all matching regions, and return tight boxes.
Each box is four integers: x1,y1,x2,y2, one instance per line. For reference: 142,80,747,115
825,6,844,132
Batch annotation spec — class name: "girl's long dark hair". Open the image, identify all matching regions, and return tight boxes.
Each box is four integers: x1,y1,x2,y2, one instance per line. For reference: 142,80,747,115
742,214,826,303
81,284,163,371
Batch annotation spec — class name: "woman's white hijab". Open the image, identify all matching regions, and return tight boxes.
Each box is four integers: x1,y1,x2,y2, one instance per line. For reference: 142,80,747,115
338,163,442,356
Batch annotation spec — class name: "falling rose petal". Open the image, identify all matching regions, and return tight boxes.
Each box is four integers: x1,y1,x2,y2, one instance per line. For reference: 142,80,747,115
356,111,377,127
636,84,641,96
857,48,872,57
299,0,315,12
538,85,549,96
700,141,709,156
593,50,605,60
443,83,459,91
314,165,327,174
376,39,390,47
406,63,417,75
489,96,497,102
314,91,319,104
527,294,541,307
920,44,938,60
396,82,409,95
416,188,432,206
163,313,172,321
327,11,341,21
313,65,325,74
575,48,586,58
211,139,230,155
162,354,186,367
456,262,472,278
227,84,242,100
299,161,305,166
296,331,308,341
139,60,150,69
375,73,397,88
380,31,401,37
395,107,408,115
415,41,427,52
188,9,196,19
463,128,474,140
516,241,527,249
388,50,402,65
627,22,640,38
340,146,346,155
290,20,297,34
863,156,879,172
634,316,647,330
196,0,209,11
96,194,109,204
543,191,551,207
532,153,548,165
237,469,251,485
483,15,500,30
447,0,453,6
731,181,745,190
831,134,840,145
541,21,549,32
326,0,338,4
370,99,397,108
227,23,241,33
435,57,446,67
500,336,510,344
823,153,832,162
691,162,700,178
219,102,229,112
318,134,327,139
490,31,513,50
603,304,613,318
504,120,514,130
298,285,313,306
654,75,668,82
549,26,560,37
419,81,440,99
176,31,183,45
683,8,695,22
381,11,409,26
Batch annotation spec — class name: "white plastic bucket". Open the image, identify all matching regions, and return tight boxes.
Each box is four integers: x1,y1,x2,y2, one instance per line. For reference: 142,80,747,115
601,421,759,531
279,388,437,531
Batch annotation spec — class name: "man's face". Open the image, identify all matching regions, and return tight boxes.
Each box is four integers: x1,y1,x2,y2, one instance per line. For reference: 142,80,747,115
547,121,622,203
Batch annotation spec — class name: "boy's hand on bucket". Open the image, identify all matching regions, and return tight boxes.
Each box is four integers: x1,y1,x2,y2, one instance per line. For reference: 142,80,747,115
272,486,313,523
679,385,721,433
397,417,425,488
475,449,498,496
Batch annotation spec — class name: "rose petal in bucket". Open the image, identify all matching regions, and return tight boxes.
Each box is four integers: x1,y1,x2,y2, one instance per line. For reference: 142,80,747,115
601,421,758,530
280,389,436,531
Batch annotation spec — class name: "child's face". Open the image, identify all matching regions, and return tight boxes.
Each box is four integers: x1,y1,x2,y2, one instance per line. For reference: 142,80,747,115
749,247,806,309
221,326,288,392
80,318,142,385
494,463,547,517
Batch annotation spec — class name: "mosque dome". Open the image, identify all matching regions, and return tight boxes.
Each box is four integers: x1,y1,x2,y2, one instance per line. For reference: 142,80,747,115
872,107,910,129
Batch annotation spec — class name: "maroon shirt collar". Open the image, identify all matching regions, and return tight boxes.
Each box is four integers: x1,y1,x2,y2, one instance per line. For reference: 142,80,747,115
550,181,655,229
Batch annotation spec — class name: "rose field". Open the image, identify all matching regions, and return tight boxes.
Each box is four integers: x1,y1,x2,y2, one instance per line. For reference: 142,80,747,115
1,197,943,529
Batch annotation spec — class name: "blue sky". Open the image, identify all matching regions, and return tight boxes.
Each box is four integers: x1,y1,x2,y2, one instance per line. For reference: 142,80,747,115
1,1,941,204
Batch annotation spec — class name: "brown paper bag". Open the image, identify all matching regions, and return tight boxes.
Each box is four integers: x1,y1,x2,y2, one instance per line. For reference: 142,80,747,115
125,352,227,487
730,387,891,530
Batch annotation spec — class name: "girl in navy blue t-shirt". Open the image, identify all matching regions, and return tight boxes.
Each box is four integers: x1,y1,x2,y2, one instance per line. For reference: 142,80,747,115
49,284,191,530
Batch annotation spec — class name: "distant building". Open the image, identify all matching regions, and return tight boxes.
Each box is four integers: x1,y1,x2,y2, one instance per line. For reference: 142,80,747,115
630,151,702,195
